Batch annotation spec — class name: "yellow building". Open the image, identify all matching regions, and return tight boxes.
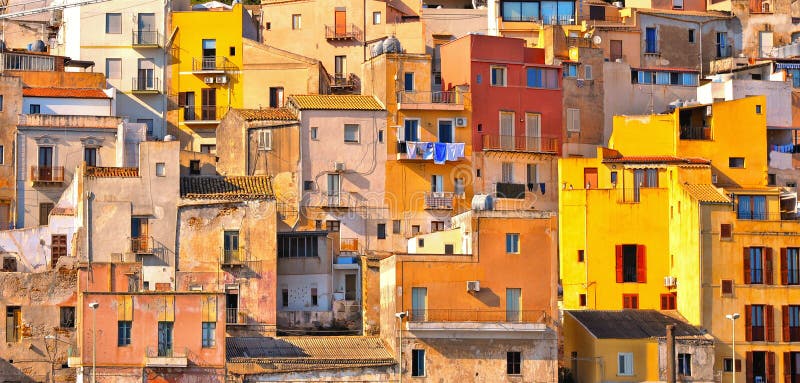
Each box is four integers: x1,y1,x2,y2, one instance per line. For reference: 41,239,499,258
168,3,259,151
362,52,473,250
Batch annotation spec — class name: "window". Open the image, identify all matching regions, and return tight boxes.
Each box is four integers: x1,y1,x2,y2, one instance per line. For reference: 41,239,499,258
39,202,54,225
506,288,521,321
282,288,289,307
403,119,420,142
224,231,239,261
418,238,424,247
579,294,587,306
737,195,767,220
563,63,578,78
258,130,272,151
721,223,733,240
412,225,420,236
378,130,384,143
716,32,729,58
491,66,507,86
729,157,745,168
431,221,445,232
155,162,166,177
29,104,40,114
785,305,800,342
326,220,340,232
745,247,768,284
566,108,580,133
311,127,318,140
507,351,521,375
105,13,121,34
59,307,75,328
392,220,401,234
404,72,414,92
229,46,235,56
688,29,695,43
616,244,645,283
526,67,560,88
6,306,20,342
202,322,215,347
106,58,121,79
645,27,657,53
430,174,443,193
189,160,200,175
310,287,318,305
51,234,67,268
785,248,800,285
747,304,769,341
723,358,742,372
411,287,427,321
610,171,618,184
756,104,763,114
277,234,321,258
377,223,386,239
344,124,360,143
412,349,426,377
768,173,777,186
444,244,454,254
118,320,132,346
83,147,97,167
137,119,154,137
0,95,4,111
584,65,593,80
269,87,284,108
618,352,634,376
2,257,16,272
721,279,734,295
292,14,301,29
373,11,381,24
677,353,691,376
500,0,574,23
200,145,216,154
577,250,584,262
660,293,676,310
506,233,520,253
622,294,639,309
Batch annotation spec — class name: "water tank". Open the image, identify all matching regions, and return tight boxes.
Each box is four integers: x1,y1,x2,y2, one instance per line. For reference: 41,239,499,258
163,135,176,142
371,41,384,58
383,35,402,54
471,194,494,211
32,40,46,52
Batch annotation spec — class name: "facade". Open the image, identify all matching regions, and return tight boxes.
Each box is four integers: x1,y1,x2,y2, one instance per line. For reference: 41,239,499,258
487,0,582,50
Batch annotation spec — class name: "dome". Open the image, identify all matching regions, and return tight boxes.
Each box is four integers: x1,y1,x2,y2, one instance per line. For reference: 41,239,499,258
382,35,402,54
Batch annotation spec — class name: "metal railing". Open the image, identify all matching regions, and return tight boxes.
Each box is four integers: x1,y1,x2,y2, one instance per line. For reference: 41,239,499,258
616,187,664,203
737,211,800,221
226,308,246,324
397,91,463,105
482,135,559,153
324,23,363,40
1,52,55,71
180,105,228,122
340,238,359,252
408,309,549,323
680,125,711,140
578,13,623,24
131,76,160,92
330,73,357,88
305,190,362,208
132,30,160,46
222,250,243,265
501,15,576,25
424,191,454,210
145,346,188,358
566,37,593,48
30,166,64,182
131,236,154,254
192,56,234,72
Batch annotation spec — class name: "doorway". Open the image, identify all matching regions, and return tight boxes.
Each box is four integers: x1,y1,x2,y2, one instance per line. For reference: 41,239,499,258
345,274,356,300
583,168,598,189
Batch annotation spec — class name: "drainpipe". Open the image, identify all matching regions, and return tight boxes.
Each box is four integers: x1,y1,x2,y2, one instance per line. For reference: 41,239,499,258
666,324,676,383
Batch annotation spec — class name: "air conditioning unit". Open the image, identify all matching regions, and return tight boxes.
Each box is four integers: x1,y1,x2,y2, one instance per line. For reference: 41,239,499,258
455,117,467,127
334,162,346,172
467,280,480,292
216,75,228,84
203,76,214,84
664,276,677,288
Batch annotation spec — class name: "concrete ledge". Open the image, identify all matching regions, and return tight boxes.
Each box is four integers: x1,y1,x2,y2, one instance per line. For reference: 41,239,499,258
145,356,188,368
406,321,548,339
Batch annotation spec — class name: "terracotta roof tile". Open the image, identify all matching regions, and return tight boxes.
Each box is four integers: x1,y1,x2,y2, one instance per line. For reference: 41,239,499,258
602,156,710,165
288,95,385,111
23,88,110,99
85,166,140,178
234,108,297,121
181,176,274,200
683,183,731,204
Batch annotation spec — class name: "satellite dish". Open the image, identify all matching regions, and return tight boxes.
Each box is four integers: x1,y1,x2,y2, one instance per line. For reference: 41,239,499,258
592,35,602,45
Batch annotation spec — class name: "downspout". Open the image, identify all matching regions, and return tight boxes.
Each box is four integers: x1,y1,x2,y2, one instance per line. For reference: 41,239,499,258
363,0,367,62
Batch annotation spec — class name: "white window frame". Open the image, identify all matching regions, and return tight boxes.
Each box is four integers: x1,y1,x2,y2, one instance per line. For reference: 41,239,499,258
344,124,360,143
491,66,507,87
567,108,581,133
618,352,634,376
584,65,593,80
292,14,301,30
311,127,318,140
506,233,520,253
372,11,381,24
258,130,272,151
437,118,455,143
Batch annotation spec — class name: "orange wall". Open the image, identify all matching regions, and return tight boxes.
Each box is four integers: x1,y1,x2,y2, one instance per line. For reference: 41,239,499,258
6,71,107,89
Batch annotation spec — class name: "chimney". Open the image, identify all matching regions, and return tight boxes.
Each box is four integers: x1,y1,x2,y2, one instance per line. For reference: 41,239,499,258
666,324,676,383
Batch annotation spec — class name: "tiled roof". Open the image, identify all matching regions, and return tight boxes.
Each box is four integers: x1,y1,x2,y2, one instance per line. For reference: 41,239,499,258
85,166,140,178
226,336,395,375
288,95,385,111
602,156,710,165
180,176,274,200
234,108,297,121
567,310,705,339
23,87,110,99
683,184,731,204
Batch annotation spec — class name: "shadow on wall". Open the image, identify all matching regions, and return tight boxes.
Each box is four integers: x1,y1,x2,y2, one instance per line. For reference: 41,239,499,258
469,287,500,307
0,358,41,383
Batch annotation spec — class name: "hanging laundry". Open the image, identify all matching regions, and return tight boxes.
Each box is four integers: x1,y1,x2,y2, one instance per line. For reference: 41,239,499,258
539,183,546,195
451,142,465,159
406,142,418,159
445,143,459,161
422,142,435,160
434,142,448,164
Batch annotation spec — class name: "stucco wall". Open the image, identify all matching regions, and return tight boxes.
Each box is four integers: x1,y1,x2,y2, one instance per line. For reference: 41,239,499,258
23,96,113,116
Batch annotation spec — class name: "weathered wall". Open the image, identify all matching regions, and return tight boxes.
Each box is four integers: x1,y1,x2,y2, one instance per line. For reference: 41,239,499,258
244,365,396,382
657,338,716,382
6,71,107,89
563,47,606,155
0,76,22,228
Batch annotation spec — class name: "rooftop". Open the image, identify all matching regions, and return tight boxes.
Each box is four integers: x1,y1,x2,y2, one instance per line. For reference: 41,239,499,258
86,167,140,178
288,95,385,111
602,156,711,165
233,108,297,121
22,87,110,99
683,183,731,204
634,8,732,18
180,176,274,200
567,310,705,339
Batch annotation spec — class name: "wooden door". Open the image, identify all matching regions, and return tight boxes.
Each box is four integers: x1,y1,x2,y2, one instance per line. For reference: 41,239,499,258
610,40,623,61
334,10,346,35
0,202,9,229
583,168,598,189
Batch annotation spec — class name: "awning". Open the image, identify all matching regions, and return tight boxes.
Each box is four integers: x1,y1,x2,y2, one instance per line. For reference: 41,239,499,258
776,63,800,70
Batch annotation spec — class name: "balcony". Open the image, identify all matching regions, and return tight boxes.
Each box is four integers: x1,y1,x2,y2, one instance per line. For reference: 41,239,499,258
680,125,711,140
131,77,160,94
330,73,357,89
180,105,228,124
1,52,55,72
191,56,234,73
425,191,454,210
495,182,527,199
145,346,188,368
396,141,467,162
482,135,559,154
226,307,248,325
737,212,800,221
716,45,733,58
566,37,593,48
132,30,160,47
306,190,362,208
396,91,464,110
30,166,64,183
501,15,576,25
221,250,244,266
130,236,154,254
405,309,550,338
325,23,362,41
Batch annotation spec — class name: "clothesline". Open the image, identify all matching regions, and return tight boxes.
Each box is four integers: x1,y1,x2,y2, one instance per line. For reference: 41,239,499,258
406,141,465,164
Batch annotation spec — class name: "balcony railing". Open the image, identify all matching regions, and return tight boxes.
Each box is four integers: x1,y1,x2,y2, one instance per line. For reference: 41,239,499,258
192,56,234,72
680,126,711,140
737,212,800,221
330,73,357,89
324,23,362,40
30,166,64,183
566,37,593,48
1,52,55,71
397,91,463,105
132,30,160,46
131,236,154,254
425,191,454,210
145,346,188,367
226,308,247,324
131,76,160,93
180,105,228,123
306,190,362,208
222,250,243,265
409,309,549,323
482,135,559,153
340,238,359,252
501,15,576,25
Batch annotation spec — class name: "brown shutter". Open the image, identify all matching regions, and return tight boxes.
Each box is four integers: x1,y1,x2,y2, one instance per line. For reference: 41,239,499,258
636,245,647,283
767,305,775,342
747,352,754,383
768,352,776,383
616,245,623,283
781,248,789,285
178,92,187,106
746,305,753,341
661,294,667,310
767,248,775,285
784,352,792,383
736,359,742,372
783,305,790,342
744,247,751,284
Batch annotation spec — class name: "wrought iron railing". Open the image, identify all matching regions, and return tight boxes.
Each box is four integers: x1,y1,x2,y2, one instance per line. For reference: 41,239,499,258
408,309,549,323
30,166,64,182
324,24,363,40
424,191,454,210
482,135,559,153
132,30,160,46
131,76,160,92
397,91,462,105
130,236,154,254
192,56,234,72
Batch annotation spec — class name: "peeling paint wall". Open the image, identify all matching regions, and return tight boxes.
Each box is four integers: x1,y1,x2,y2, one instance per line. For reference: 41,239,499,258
244,365,396,382
657,339,716,382
0,76,22,228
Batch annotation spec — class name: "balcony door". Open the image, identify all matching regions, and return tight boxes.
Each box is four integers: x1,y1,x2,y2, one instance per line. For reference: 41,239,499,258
38,146,53,181
137,13,156,44
201,88,216,120
500,111,514,150
438,120,454,143
131,217,149,252
138,58,155,90
345,273,356,300
506,288,521,322
157,321,173,357
411,287,427,321
226,292,239,324
202,39,216,69
526,113,541,151
334,55,346,77
327,173,340,206
334,9,346,36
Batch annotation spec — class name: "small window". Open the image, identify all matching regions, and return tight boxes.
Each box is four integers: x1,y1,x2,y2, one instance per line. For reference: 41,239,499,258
29,104,41,114
444,244,454,254
723,358,742,372
105,13,122,34
118,321,132,346
0,95,4,111
677,353,691,376
477,123,482,132
412,225,420,236
282,288,289,307
39,202,54,225
292,14,301,29
155,162,166,177
490,66,507,86
721,279,734,295
51,234,67,268
257,130,272,151
768,173,777,186
311,127,318,140
373,11,381,24
326,220,340,232
59,307,75,328
392,220,401,234
721,223,732,239
507,351,521,375
577,250,585,262
506,233,520,253
189,160,200,175
377,223,386,239
622,294,639,309
404,72,414,92
418,238,424,247
315,220,322,230
229,46,235,56
344,124,360,143
202,322,216,347
584,65,593,80
378,129,384,143
610,171,618,184
688,29,695,43
311,288,318,306
265,22,271,30
729,157,745,168
84,147,97,167
563,63,578,78
303,181,313,191
476,169,481,177
412,349,426,377
618,352,634,376
106,58,121,79
756,104,763,114
660,293,676,310
476,73,482,84
2,257,17,272
200,145,216,154
579,294,587,306
566,108,580,133
431,221,444,232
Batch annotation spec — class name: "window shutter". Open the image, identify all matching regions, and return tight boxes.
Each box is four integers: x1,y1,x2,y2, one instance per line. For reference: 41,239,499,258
766,305,775,342
636,245,647,283
781,248,788,285
660,295,667,310
746,352,754,383
767,352,775,383
178,92,187,107
744,247,751,284
783,305,790,342
766,248,774,285
745,305,753,341
784,352,792,383
616,245,623,283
